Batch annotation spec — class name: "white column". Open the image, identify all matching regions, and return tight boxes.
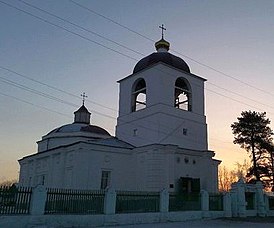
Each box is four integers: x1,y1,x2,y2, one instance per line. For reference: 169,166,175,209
30,185,47,215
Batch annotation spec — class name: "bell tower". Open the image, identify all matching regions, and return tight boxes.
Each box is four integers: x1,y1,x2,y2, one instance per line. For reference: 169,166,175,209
115,30,208,151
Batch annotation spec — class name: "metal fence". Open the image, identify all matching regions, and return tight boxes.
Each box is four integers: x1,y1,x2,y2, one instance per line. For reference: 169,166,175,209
269,196,274,210
169,192,201,211
116,191,160,213
0,185,32,214
245,192,255,210
44,188,105,214
209,193,223,211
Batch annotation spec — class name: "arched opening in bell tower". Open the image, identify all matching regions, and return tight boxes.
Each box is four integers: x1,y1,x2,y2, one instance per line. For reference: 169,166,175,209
132,78,146,112
174,77,192,111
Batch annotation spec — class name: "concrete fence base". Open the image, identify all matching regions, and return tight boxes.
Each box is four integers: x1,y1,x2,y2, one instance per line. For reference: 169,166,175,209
0,211,226,228
1,179,273,227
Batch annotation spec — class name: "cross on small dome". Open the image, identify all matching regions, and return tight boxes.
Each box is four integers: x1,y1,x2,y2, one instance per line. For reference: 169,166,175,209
155,24,170,52
159,24,166,39
81,92,88,105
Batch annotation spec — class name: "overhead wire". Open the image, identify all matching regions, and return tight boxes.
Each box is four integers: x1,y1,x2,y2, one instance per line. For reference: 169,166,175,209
0,75,117,120
0,71,208,146
0,0,273,146
68,0,274,98
68,0,155,42
3,0,274,112
0,0,138,62
18,0,145,57
0,65,118,113
2,0,273,113
207,82,274,110
0,76,79,108
0,91,71,118
0,67,258,146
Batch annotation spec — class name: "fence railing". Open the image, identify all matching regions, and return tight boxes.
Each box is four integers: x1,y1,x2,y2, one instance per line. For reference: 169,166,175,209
116,191,160,213
0,185,32,215
45,188,105,214
169,192,201,211
5,185,262,216
269,196,274,210
2,180,273,219
245,192,255,210
209,193,223,211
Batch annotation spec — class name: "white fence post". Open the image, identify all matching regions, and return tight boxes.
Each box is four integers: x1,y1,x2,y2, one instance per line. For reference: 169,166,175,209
256,181,266,217
223,192,232,217
104,188,116,215
160,189,169,212
264,194,269,215
30,185,47,215
201,190,209,217
231,179,246,217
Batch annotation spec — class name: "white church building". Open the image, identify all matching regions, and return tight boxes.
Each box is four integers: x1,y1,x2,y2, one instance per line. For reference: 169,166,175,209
18,34,221,193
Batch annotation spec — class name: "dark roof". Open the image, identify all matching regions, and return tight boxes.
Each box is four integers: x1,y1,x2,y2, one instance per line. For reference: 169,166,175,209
46,123,110,136
81,125,110,135
133,52,190,74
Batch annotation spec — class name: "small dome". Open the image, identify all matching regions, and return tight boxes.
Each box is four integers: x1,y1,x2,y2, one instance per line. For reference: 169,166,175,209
74,105,91,124
74,105,90,114
133,52,190,74
155,38,170,51
47,123,110,136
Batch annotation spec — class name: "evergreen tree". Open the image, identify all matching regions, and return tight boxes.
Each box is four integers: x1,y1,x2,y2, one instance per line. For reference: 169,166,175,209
231,111,273,183
259,141,274,190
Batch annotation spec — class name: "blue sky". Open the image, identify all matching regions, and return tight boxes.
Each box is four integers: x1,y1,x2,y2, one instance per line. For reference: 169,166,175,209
1,0,274,181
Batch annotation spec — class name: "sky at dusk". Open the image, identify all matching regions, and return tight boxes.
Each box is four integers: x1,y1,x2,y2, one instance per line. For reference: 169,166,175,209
1,0,274,181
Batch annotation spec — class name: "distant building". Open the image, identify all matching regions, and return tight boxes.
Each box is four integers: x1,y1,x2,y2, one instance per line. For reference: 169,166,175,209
18,34,221,193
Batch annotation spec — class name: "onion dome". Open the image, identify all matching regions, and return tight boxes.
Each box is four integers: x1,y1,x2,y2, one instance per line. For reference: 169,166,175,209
155,38,170,52
133,37,190,74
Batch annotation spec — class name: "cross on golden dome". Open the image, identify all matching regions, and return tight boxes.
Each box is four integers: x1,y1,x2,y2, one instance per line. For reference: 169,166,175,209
159,24,166,39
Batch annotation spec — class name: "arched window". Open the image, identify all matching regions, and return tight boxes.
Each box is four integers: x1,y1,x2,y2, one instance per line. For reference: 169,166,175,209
174,78,192,111
132,78,146,112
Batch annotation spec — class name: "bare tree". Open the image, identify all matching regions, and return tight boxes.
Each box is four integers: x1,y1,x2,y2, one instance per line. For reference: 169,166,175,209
218,160,251,192
0,179,18,187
